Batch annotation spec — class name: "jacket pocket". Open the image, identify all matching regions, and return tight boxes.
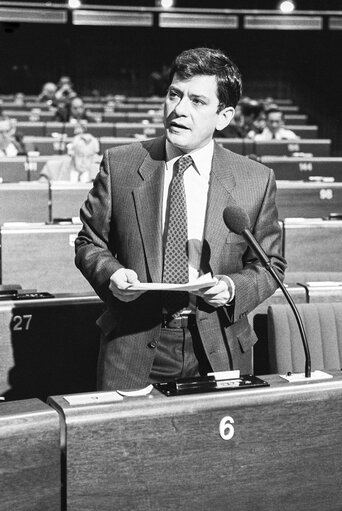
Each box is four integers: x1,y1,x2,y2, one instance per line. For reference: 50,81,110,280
232,317,258,353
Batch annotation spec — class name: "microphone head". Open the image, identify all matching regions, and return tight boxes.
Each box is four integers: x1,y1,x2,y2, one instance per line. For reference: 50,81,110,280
223,204,250,234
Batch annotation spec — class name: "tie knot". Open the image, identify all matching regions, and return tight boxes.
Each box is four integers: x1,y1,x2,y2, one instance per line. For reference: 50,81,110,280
176,155,193,175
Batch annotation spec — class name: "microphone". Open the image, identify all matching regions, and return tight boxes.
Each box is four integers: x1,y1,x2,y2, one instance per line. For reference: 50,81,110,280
223,204,311,378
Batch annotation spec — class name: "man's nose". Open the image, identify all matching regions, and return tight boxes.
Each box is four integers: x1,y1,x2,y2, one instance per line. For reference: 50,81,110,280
174,96,189,116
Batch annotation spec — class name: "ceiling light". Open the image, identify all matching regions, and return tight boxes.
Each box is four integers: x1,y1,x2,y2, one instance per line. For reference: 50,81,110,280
279,1,295,13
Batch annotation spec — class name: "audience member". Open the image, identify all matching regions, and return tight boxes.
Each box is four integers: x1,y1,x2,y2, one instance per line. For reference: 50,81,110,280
38,82,57,105
55,76,77,103
39,133,100,182
0,116,28,157
55,96,96,127
254,107,298,140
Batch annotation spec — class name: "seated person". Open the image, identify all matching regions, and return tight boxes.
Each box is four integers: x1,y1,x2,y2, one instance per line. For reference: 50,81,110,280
38,82,57,105
254,106,298,140
55,96,96,127
55,76,77,103
39,133,100,182
0,116,28,157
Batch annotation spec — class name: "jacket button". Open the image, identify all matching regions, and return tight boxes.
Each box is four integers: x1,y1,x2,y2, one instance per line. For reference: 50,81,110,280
148,340,157,349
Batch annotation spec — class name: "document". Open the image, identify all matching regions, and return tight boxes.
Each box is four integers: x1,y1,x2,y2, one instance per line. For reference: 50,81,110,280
127,273,217,292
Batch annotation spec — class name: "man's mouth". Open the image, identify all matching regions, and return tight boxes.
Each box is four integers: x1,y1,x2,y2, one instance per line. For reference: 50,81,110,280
168,120,189,131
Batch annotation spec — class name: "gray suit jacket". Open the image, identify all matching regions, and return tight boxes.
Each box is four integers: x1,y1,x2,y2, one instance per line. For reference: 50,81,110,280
75,136,286,389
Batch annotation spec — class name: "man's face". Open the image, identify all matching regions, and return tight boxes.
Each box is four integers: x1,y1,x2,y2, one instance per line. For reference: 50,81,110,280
164,73,234,153
73,144,96,173
0,120,12,150
71,99,85,118
266,111,283,135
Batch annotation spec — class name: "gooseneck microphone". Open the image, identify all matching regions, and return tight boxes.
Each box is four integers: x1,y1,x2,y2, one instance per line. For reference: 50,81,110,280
223,204,311,378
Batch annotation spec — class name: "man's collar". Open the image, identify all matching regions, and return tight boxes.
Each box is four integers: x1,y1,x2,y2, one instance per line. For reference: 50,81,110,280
165,139,214,175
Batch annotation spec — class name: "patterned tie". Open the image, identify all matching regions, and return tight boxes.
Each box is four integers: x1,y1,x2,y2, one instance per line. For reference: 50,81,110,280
163,154,193,314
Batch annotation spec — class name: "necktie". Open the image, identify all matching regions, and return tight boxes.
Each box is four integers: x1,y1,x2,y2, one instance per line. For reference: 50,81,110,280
163,154,193,314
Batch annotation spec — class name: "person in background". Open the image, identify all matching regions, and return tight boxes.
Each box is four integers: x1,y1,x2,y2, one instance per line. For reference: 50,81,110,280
75,47,286,391
55,96,97,127
0,116,28,157
38,133,100,182
254,106,298,140
38,82,57,105
55,76,77,103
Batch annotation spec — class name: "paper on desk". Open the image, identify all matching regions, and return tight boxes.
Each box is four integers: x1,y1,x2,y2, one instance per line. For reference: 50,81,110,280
128,273,217,292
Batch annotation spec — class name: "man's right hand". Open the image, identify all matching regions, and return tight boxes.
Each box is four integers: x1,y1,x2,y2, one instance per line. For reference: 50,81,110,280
109,268,147,302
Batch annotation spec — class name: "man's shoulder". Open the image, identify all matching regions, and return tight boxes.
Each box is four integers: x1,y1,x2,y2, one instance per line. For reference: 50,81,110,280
105,136,164,160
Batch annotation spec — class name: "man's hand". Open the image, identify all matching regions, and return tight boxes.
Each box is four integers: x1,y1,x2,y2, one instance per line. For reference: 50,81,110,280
109,268,146,302
193,275,234,308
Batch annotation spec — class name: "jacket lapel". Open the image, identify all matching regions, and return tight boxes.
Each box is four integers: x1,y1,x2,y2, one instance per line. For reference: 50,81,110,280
202,142,238,274
133,137,165,283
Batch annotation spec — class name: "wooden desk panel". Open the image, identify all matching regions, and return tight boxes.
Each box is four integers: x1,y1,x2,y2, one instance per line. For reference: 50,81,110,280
0,157,50,183
283,218,342,272
50,183,92,220
254,139,331,157
263,156,342,181
0,398,60,510
0,295,102,401
113,122,164,138
0,182,49,223
49,375,342,511
0,223,93,294
276,181,342,218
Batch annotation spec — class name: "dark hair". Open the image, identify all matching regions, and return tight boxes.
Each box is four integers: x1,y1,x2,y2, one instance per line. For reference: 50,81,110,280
169,47,242,109
265,106,283,119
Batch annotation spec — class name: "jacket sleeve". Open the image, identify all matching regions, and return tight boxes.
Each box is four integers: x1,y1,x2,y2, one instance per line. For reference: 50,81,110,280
229,169,286,323
74,151,124,306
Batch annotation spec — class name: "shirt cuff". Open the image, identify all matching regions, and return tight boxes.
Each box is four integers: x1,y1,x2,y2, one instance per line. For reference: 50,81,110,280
217,274,236,304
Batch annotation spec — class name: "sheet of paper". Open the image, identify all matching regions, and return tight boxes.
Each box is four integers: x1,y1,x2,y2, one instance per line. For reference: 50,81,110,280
128,273,217,292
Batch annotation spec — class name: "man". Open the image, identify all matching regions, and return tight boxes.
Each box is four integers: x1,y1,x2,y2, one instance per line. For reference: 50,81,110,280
254,106,298,140
39,133,100,182
0,116,27,157
55,96,96,124
75,47,286,390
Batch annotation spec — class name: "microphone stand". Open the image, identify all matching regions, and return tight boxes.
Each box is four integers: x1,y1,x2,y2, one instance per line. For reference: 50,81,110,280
242,229,311,378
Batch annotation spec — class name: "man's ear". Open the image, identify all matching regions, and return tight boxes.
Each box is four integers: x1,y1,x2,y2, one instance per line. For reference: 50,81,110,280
216,106,235,132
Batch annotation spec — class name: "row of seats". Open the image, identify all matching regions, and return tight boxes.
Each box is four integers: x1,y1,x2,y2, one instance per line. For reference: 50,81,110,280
5,135,332,156
0,181,341,224
0,215,341,296
13,121,318,139
0,287,341,401
2,154,342,183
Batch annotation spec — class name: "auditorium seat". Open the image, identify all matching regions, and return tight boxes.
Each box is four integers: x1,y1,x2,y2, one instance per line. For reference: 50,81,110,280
24,136,72,155
267,302,342,374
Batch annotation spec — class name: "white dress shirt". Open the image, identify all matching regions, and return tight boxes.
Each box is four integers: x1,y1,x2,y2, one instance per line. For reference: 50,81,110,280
163,139,235,310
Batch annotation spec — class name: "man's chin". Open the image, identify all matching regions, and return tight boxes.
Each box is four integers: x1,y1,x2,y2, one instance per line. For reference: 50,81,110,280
166,130,190,151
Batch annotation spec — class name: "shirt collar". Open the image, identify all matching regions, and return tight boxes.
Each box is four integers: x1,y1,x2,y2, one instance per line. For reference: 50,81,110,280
165,139,214,176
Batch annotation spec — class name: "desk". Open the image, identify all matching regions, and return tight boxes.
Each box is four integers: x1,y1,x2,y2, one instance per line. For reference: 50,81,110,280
254,139,331,157
0,182,49,222
0,294,102,400
0,156,50,182
283,218,342,272
262,156,342,181
50,182,92,220
0,398,60,510
113,122,164,137
276,181,342,218
48,374,342,511
0,222,93,294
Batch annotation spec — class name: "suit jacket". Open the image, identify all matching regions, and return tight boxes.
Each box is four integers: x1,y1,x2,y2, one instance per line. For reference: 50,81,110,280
75,136,286,389
39,155,99,182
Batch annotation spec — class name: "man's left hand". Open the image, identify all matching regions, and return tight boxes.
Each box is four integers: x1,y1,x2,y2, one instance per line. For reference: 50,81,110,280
193,275,234,308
